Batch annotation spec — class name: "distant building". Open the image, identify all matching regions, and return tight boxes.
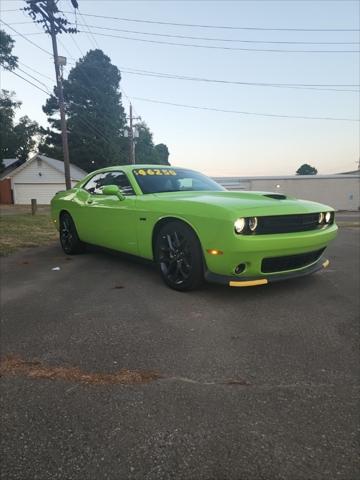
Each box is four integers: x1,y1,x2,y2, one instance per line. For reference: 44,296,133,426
338,169,360,175
0,155,87,205
214,174,360,211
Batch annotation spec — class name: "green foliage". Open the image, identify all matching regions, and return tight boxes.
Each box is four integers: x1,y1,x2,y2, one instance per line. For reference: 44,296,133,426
134,121,155,164
0,29,18,71
0,30,18,171
0,90,19,166
154,143,170,165
13,116,40,162
134,123,170,165
296,163,318,175
0,91,40,169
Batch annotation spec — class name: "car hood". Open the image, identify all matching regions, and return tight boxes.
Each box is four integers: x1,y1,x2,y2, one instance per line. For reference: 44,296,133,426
152,190,334,217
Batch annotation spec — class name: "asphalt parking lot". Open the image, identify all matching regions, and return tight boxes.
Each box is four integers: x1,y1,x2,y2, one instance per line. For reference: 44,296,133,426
1,226,359,480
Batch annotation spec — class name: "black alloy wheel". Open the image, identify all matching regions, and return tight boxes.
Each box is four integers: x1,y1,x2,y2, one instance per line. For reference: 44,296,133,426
59,212,85,255
155,221,204,291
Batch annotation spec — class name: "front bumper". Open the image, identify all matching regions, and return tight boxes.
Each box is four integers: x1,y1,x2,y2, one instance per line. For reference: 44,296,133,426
205,257,330,287
204,223,337,277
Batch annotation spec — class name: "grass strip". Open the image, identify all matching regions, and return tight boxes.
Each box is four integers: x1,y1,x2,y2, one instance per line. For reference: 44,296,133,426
0,213,57,256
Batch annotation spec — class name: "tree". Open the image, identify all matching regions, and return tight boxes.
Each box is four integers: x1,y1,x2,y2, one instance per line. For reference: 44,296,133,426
40,49,128,172
13,116,40,162
154,143,170,165
0,30,19,170
296,163,318,175
0,91,40,168
0,29,18,71
134,122,170,165
134,121,155,164
0,90,19,167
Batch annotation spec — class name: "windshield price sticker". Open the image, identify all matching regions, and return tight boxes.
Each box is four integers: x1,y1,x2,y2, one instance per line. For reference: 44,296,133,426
133,168,177,176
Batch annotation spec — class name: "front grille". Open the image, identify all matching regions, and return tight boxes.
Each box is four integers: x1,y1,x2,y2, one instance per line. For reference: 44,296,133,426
256,213,334,235
261,248,325,273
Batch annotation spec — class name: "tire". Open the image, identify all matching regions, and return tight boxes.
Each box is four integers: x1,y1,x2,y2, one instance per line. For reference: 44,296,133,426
154,221,204,291
59,212,85,255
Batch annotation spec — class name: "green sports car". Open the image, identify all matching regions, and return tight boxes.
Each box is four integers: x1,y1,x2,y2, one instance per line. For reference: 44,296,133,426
51,165,338,291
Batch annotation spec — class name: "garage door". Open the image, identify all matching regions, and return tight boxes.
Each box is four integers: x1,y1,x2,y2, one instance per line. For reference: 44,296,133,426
13,183,66,205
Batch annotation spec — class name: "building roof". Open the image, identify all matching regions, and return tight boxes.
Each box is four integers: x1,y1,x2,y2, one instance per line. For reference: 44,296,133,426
213,174,360,182
1,158,24,178
1,154,87,181
338,169,360,175
37,155,87,180
2,158,19,169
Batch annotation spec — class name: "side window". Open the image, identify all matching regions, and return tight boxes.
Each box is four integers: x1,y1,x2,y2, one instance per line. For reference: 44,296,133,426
83,171,135,196
83,173,107,194
178,178,193,190
102,171,135,196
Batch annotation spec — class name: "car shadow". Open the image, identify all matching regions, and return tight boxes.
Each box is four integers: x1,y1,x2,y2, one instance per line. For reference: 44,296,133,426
84,244,323,299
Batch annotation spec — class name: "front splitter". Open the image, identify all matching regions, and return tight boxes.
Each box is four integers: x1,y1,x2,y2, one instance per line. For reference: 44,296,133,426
205,258,330,287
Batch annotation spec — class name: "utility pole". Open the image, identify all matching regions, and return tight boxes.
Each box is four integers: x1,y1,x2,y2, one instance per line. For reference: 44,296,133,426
49,9,71,189
127,103,140,164
24,0,78,190
129,103,135,164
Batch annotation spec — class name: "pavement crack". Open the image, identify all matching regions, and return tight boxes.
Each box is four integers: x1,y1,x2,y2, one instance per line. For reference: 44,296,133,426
160,376,251,386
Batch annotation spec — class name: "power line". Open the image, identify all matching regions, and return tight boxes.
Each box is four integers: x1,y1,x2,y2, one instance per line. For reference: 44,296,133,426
2,21,35,25
4,12,119,167
0,20,52,56
3,21,357,93
17,67,52,90
7,20,360,45
5,69,51,95
63,42,134,115
57,37,76,60
10,32,45,36
5,18,357,123
73,113,116,148
69,32,84,55
7,66,116,149
61,10,141,121
74,23,360,46
77,9,100,49
80,30,360,54
18,61,55,82
59,11,85,56
132,96,359,122
120,67,359,92
64,11,359,32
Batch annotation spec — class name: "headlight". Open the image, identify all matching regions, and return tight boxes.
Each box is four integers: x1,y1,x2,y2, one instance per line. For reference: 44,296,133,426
248,217,258,232
318,212,324,224
325,212,331,223
234,218,246,234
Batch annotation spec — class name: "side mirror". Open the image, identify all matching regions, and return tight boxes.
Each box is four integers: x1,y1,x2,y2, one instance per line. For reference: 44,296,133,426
101,185,125,201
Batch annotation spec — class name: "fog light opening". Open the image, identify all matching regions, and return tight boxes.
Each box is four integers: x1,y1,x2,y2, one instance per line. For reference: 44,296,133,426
235,263,246,275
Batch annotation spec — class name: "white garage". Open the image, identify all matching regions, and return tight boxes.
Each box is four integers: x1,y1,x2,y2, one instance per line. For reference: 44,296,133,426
5,155,87,205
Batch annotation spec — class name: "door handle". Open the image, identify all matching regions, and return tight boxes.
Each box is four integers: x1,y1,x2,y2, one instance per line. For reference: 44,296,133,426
86,199,94,205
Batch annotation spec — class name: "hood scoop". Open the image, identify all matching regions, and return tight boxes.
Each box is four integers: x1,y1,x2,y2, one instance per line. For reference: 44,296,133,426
263,193,287,200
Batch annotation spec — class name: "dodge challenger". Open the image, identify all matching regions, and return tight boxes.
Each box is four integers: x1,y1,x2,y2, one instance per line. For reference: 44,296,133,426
51,165,338,291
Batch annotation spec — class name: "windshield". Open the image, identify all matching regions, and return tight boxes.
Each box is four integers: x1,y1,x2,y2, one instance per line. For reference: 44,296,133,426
132,168,225,194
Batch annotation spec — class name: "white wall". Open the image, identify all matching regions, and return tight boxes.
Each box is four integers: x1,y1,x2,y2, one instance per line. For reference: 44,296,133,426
12,183,77,205
216,176,360,211
12,158,66,184
11,159,77,204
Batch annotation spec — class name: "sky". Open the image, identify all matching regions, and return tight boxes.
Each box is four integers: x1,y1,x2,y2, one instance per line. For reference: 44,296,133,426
1,0,359,176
